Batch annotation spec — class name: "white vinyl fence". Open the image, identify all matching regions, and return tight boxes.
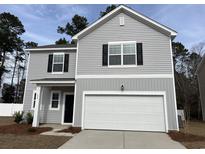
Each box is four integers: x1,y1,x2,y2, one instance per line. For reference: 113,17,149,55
0,103,23,116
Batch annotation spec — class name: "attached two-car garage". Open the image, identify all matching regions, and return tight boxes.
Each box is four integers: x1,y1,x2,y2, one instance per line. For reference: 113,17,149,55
82,92,168,132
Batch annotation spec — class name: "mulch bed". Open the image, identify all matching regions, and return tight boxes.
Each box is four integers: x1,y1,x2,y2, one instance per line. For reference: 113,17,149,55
168,131,205,142
58,126,81,134
0,124,52,135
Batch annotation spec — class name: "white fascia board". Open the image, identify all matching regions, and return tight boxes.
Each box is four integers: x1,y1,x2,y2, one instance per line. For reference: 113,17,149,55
72,6,122,40
72,5,177,40
25,47,77,51
123,5,177,36
30,81,75,84
76,74,174,79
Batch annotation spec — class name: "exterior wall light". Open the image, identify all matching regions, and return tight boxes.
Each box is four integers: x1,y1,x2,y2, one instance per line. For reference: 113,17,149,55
121,85,124,91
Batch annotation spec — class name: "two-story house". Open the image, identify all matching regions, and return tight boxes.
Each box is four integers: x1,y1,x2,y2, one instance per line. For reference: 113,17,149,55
23,5,179,132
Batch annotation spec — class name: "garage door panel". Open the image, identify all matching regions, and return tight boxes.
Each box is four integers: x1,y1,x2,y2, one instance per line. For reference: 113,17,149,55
83,94,166,132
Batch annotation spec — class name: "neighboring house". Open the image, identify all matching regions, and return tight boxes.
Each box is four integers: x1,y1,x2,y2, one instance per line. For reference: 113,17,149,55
23,5,179,132
196,55,205,121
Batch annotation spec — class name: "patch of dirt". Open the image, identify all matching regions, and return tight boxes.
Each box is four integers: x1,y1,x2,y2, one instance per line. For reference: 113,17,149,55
58,126,81,134
0,134,71,149
181,141,205,149
0,117,15,126
180,121,205,137
0,124,52,135
168,131,205,142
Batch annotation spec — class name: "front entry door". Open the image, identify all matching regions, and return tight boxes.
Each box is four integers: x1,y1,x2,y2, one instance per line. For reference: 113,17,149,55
64,95,74,123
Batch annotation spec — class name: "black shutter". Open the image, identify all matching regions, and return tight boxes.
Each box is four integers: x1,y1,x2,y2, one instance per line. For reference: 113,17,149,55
47,54,53,72
102,44,108,66
64,54,69,72
137,43,143,65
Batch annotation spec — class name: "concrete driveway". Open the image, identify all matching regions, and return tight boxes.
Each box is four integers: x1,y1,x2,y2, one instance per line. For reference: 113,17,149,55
59,130,185,149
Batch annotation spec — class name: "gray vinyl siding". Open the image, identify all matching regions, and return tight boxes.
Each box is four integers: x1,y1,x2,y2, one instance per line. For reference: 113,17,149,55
73,78,178,130
23,50,76,122
198,65,205,121
77,12,172,75
28,50,76,80
24,85,74,124
39,86,74,123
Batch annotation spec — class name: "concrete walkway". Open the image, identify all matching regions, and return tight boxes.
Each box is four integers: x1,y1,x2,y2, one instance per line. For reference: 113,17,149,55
40,124,73,137
59,130,186,149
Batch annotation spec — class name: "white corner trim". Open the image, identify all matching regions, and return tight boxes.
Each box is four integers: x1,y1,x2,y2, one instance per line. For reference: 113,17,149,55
25,47,77,51
81,90,169,132
22,53,30,106
30,80,75,84
75,41,79,77
76,74,174,79
72,82,77,126
169,38,179,131
72,5,177,40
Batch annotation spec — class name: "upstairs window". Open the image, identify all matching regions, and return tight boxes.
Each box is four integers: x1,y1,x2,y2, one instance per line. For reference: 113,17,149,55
123,43,136,65
109,44,121,65
52,53,64,73
47,53,69,73
108,42,136,66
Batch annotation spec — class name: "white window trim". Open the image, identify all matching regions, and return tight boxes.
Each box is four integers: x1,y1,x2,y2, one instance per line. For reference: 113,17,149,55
31,90,37,110
49,90,61,111
52,53,64,74
108,41,137,67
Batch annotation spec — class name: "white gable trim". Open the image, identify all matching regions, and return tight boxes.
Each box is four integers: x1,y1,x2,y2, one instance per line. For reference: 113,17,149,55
72,5,177,40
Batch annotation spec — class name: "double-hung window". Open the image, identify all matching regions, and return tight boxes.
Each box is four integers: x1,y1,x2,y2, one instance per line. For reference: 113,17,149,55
108,42,136,66
109,44,121,65
52,53,64,73
50,91,60,110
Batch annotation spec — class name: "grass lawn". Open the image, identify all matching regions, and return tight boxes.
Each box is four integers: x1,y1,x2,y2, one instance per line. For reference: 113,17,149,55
0,117,71,149
168,121,205,149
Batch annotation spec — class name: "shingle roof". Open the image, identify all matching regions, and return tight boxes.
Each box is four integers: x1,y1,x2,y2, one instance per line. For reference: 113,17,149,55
30,78,75,82
27,44,77,49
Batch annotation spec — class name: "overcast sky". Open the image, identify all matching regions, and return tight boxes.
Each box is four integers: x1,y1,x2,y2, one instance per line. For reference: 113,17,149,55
0,4,205,49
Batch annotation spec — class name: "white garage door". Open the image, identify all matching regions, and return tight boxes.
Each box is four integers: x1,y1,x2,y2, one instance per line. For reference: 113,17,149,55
83,94,166,132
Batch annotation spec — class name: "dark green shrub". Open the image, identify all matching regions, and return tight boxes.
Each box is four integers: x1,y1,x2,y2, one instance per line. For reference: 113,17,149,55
27,127,37,132
13,111,24,124
26,112,33,124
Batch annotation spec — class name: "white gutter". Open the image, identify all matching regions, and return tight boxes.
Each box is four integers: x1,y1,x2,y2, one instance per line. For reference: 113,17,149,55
25,47,77,51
